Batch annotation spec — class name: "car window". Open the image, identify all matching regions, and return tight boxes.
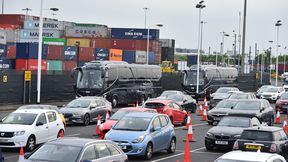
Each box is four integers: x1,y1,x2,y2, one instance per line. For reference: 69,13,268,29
107,144,120,156
81,145,97,161
251,118,261,127
96,100,105,107
159,116,169,127
153,117,161,129
241,130,273,141
95,143,111,159
46,111,57,123
37,113,47,124
274,131,282,141
172,103,181,110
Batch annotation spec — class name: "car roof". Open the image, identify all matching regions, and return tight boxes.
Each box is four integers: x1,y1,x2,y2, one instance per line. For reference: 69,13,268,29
48,137,111,147
243,126,282,132
218,151,282,161
119,107,156,112
14,108,55,114
124,112,159,118
145,98,173,104
75,96,105,100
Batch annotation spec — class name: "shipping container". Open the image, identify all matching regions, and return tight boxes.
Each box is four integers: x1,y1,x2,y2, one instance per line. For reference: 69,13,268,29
109,49,122,61
122,50,136,64
6,43,16,59
47,60,63,71
0,24,21,30
43,38,66,46
20,29,63,39
63,46,77,61
148,52,155,65
18,38,38,43
3,29,20,43
66,38,90,48
0,14,56,25
16,59,47,70
160,39,175,48
0,30,6,44
90,38,112,49
0,59,15,69
161,47,175,62
16,43,48,59
95,48,109,61
65,25,109,38
187,55,198,66
111,28,159,40
63,61,77,71
47,45,64,60
111,39,160,51
155,52,161,65
135,51,147,64
79,47,94,61
24,20,64,30
0,45,6,58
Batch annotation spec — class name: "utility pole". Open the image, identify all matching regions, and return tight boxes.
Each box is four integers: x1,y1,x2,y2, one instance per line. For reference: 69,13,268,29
241,0,247,73
1,0,4,14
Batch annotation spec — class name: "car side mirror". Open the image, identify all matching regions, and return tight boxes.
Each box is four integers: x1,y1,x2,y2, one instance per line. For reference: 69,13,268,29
183,99,187,103
230,106,234,109
90,106,96,110
36,122,44,126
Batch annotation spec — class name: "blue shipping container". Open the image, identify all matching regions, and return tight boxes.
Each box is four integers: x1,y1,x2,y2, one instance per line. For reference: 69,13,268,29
122,50,136,63
0,59,15,69
187,55,198,66
0,45,6,58
95,48,109,61
63,46,77,61
111,28,159,40
148,52,155,65
16,43,48,59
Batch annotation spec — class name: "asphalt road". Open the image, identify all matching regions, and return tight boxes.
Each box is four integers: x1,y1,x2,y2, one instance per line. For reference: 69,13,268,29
0,103,286,162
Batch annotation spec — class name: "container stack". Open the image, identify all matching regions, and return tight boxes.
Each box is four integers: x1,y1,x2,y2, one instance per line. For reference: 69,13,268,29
160,39,175,63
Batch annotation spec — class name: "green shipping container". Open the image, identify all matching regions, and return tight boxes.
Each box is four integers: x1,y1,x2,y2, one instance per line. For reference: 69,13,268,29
43,38,66,46
47,60,63,71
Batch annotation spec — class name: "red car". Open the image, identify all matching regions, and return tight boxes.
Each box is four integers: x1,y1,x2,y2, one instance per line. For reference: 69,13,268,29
143,98,188,125
97,107,157,139
275,92,288,113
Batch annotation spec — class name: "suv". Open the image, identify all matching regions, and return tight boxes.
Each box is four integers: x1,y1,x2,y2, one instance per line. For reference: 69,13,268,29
261,87,285,103
233,126,288,159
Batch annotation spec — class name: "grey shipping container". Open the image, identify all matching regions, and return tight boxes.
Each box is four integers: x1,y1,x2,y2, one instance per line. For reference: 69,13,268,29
24,20,65,30
20,29,63,39
3,29,20,42
65,26,110,38
161,47,174,62
160,39,175,48
135,50,147,64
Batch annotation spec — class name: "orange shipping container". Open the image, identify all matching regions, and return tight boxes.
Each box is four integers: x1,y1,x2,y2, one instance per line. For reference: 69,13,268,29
109,49,122,61
66,38,90,47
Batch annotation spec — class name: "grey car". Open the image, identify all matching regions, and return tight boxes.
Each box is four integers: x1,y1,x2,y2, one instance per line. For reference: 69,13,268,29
21,137,128,162
61,96,112,126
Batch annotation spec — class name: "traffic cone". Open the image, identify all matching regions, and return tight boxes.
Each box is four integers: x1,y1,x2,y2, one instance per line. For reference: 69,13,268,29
183,112,191,130
275,109,281,124
197,104,203,116
204,96,208,110
183,138,191,162
136,100,139,107
183,121,196,142
201,109,208,121
105,111,110,121
95,115,101,137
19,147,24,161
283,118,288,134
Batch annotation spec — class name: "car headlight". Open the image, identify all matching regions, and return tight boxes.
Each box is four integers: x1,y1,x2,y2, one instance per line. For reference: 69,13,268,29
205,132,214,138
232,135,241,139
132,135,145,143
14,131,25,136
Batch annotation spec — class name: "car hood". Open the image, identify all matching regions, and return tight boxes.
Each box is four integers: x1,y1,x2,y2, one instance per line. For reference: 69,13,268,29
107,129,148,141
0,124,32,132
209,108,231,115
228,110,259,117
102,120,117,130
208,126,245,136
60,107,88,114
262,92,278,95
213,93,230,100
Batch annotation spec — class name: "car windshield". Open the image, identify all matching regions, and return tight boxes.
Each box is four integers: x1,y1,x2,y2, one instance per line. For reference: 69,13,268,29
233,101,260,111
264,87,278,93
2,113,37,125
77,69,104,89
258,86,272,93
215,100,238,109
240,130,273,141
110,110,132,120
160,91,179,97
113,116,151,131
67,99,91,108
184,71,205,85
216,88,232,93
28,143,81,162
280,93,288,100
229,94,248,99
218,117,250,127
216,160,261,162
144,102,165,109
168,95,184,102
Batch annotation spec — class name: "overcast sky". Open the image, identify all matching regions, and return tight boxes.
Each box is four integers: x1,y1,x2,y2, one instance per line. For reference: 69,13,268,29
3,0,288,56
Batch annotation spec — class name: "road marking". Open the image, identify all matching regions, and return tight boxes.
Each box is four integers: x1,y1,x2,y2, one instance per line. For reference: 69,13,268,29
193,151,224,155
174,123,207,130
66,133,81,137
3,155,18,159
150,147,205,162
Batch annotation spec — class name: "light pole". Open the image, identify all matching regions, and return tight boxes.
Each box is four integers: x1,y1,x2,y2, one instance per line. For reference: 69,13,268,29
275,20,282,87
200,21,207,57
37,0,44,104
220,32,230,64
284,46,287,73
238,12,242,71
1,0,4,14
143,7,149,65
268,40,273,84
196,0,205,94
22,8,32,15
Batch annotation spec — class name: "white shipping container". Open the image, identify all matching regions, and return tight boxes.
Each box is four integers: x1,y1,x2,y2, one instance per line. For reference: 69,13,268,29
0,30,6,44
24,20,65,30
20,29,63,39
65,26,109,38
136,51,147,64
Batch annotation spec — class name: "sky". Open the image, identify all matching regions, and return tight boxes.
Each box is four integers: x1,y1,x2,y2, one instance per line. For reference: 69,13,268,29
3,0,288,56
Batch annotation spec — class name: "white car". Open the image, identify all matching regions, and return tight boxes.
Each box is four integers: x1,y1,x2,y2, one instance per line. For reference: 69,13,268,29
214,151,287,162
0,109,65,151
261,86,285,102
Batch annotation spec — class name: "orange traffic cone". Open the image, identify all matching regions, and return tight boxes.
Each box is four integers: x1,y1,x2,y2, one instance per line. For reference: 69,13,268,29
201,109,208,121
19,147,24,161
183,121,196,142
105,111,110,121
183,138,191,162
275,109,281,124
204,96,208,110
283,118,288,134
96,115,101,137
197,104,203,116
183,112,191,130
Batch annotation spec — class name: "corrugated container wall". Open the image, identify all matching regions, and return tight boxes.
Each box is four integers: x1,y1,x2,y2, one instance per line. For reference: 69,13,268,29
47,60,63,71
20,29,63,39
111,28,159,40
0,14,26,25
65,25,110,38
122,50,136,64
6,43,16,59
160,39,175,48
47,45,64,60
0,24,21,30
63,46,77,61
0,30,6,45
135,51,147,64
16,59,47,70
24,20,65,30
0,59,15,69
109,49,122,61
63,61,76,71
148,52,155,65
161,47,174,62
0,45,6,58
16,43,48,59
79,47,94,61
187,55,198,66
66,38,90,48
90,38,112,49
3,29,20,43
95,48,109,61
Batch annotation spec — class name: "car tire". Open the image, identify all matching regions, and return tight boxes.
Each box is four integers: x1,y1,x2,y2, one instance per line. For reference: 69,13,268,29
205,141,214,151
57,129,65,138
112,96,118,108
145,142,153,160
83,114,90,126
25,135,36,152
182,115,188,126
167,137,176,153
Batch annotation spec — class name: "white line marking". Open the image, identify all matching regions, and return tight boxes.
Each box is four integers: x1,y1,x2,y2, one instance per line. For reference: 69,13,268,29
174,123,207,130
150,147,205,162
66,133,81,137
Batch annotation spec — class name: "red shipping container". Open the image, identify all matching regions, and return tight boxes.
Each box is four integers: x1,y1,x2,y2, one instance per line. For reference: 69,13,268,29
0,24,21,30
63,61,77,71
79,47,95,61
47,45,64,60
0,14,26,25
111,39,159,51
16,59,47,70
90,38,112,49
6,45,16,59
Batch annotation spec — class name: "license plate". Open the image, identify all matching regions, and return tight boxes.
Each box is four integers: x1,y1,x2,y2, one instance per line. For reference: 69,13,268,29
245,145,261,150
0,139,8,142
214,117,221,121
215,141,228,145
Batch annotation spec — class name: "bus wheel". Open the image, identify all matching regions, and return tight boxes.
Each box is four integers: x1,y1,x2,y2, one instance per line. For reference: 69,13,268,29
112,96,118,108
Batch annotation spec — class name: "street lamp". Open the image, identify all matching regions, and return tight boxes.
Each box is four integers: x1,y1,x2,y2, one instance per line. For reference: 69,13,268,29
22,8,32,15
275,20,282,87
220,32,230,65
268,40,273,84
143,7,149,65
200,21,207,57
241,0,247,74
196,0,206,94
1,0,4,14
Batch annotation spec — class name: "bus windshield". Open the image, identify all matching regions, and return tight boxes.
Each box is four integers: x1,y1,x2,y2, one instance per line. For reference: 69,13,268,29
77,69,104,89
184,71,205,86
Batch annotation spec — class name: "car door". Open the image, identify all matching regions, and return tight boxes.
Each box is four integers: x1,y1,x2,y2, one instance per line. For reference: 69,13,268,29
159,115,172,149
46,111,60,140
172,103,186,123
33,113,49,143
104,143,126,162
94,143,122,162
80,145,97,162
150,116,165,151
89,100,98,121
278,130,288,158
96,99,108,118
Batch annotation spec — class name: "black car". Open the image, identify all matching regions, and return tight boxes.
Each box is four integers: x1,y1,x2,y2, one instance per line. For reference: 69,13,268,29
205,115,261,150
207,99,239,125
167,94,197,113
228,99,275,126
233,126,288,159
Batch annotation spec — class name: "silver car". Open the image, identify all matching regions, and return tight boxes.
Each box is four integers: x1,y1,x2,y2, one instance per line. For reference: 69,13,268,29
60,96,112,126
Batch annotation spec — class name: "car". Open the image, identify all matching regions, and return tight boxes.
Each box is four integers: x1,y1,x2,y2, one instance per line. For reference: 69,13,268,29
159,90,185,98
205,115,262,150
104,112,176,160
228,92,256,100
209,87,240,109
166,94,197,113
0,109,65,151
256,85,274,98
17,104,66,126
228,99,275,126
98,107,157,139
207,99,239,125
275,92,288,113
283,85,288,92
60,96,112,126
261,87,285,103
21,137,128,162
233,126,288,159
214,151,287,162
143,98,188,125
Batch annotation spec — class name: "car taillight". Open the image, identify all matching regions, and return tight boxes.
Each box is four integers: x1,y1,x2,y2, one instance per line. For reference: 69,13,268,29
269,143,277,153
233,141,239,150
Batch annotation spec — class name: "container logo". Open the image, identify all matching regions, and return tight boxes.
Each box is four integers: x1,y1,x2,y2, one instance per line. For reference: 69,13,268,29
76,29,97,35
0,63,10,69
24,21,64,30
125,30,143,38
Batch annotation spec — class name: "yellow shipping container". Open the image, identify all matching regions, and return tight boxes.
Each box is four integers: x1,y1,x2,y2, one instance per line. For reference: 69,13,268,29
66,38,90,47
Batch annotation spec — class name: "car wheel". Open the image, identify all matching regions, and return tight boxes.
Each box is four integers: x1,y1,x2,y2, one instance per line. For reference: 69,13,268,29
145,142,153,160
205,141,214,151
25,135,36,152
169,117,174,125
57,129,65,138
83,114,90,126
112,96,118,108
182,115,188,125
167,137,176,153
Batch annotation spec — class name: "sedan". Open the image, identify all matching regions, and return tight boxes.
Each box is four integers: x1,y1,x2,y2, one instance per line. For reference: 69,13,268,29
98,107,157,139
105,112,176,160
166,94,197,113
60,96,112,126
205,116,261,150
21,137,128,162
261,87,285,103
275,92,288,113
